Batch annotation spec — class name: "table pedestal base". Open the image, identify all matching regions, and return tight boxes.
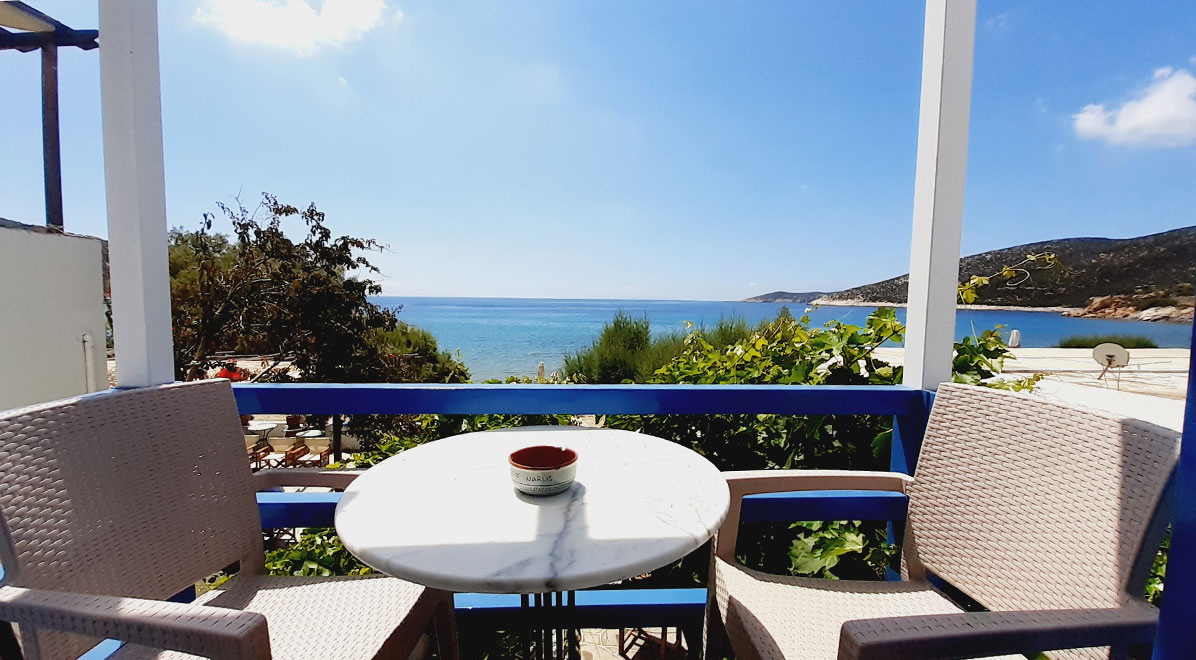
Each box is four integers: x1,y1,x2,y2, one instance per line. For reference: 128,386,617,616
521,591,579,660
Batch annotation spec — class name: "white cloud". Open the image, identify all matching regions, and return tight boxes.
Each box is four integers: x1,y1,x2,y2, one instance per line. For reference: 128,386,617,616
985,11,1010,29
337,75,348,86
193,0,389,55
748,282,759,288
1073,66,1196,147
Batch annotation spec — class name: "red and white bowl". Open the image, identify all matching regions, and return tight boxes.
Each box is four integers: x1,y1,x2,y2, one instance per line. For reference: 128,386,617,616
508,445,578,496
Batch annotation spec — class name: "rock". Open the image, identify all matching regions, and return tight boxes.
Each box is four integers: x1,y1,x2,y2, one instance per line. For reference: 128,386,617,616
1134,306,1195,323
1066,295,1194,323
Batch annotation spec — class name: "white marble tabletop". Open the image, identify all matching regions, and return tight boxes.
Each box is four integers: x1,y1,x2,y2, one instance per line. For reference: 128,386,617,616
335,426,730,594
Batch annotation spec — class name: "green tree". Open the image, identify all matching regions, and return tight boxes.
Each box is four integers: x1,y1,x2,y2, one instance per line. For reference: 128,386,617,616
169,193,469,458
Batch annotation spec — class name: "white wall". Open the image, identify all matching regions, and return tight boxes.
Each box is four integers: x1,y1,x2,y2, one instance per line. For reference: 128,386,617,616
0,226,108,410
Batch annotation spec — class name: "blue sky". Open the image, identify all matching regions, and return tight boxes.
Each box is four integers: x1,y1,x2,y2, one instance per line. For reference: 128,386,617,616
1,1,1194,300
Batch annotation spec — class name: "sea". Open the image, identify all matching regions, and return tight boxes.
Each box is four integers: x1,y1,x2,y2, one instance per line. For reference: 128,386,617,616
371,297,1194,382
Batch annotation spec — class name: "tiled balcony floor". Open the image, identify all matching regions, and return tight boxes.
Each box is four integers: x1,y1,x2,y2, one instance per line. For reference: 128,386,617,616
579,628,687,660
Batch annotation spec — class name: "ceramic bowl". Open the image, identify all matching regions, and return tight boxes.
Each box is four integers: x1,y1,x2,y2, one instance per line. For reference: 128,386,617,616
509,445,578,496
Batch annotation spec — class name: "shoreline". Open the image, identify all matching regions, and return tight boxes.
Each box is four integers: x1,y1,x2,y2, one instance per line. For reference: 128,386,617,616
791,298,1084,314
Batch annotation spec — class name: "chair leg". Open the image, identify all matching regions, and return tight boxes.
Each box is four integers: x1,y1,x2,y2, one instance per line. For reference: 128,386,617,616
433,593,460,660
701,597,725,660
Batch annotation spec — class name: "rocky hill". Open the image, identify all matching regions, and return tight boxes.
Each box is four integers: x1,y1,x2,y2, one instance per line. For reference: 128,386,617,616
741,291,828,303
815,226,1196,308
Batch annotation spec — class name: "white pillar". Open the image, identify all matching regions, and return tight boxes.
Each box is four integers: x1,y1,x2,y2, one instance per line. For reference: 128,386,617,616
100,0,175,386
903,0,976,390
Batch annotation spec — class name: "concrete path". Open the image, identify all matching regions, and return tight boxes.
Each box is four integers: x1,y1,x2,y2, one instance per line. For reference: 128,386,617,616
872,347,1190,431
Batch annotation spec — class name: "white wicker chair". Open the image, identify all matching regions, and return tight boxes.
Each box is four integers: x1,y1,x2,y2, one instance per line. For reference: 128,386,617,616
0,380,457,660
705,383,1180,660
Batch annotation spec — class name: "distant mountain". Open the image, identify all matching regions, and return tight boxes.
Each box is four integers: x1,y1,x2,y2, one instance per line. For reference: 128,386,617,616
741,291,829,303
815,226,1196,308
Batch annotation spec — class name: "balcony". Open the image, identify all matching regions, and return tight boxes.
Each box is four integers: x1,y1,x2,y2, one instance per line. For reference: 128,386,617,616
241,383,922,655
2,0,1195,658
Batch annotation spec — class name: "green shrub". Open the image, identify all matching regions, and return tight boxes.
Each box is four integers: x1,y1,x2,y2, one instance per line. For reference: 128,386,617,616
1134,296,1179,310
563,312,767,384
267,309,1036,592
375,322,471,383
264,528,371,576
1056,334,1158,349
561,312,654,383
1147,529,1169,606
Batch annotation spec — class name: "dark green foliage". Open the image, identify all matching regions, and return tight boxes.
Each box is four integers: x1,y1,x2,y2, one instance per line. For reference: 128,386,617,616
266,310,1056,598
375,322,470,383
1056,334,1159,349
1133,296,1179,310
825,225,1196,307
602,308,908,583
1147,529,1169,605
169,194,399,383
562,312,765,384
333,411,573,465
169,194,470,457
561,312,653,383
736,521,896,581
264,528,371,576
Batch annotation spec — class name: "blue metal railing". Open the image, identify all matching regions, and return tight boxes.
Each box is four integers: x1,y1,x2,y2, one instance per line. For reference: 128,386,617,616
232,382,925,416
236,382,925,640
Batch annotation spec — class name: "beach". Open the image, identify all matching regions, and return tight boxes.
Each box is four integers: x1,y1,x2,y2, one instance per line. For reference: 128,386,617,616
376,296,1193,381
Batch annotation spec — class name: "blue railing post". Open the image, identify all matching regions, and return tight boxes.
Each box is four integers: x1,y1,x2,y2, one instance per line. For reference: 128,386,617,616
887,389,933,578
1153,320,1196,659
890,389,934,475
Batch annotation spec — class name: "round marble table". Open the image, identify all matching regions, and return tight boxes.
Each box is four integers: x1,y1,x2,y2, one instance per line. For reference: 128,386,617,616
246,421,278,442
335,426,730,594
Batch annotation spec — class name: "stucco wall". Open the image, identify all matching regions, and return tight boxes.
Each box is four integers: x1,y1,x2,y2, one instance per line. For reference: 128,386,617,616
0,226,108,410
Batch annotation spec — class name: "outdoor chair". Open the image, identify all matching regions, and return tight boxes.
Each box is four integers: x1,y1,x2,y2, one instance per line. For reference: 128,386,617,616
0,380,458,660
286,438,331,469
705,383,1180,660
244,435,272,472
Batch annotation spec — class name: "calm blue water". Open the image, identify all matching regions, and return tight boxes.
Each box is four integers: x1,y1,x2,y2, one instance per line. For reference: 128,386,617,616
372,297,1193,381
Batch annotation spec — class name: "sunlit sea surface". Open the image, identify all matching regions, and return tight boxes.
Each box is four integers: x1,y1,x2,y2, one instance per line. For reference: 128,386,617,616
371,297,1192,382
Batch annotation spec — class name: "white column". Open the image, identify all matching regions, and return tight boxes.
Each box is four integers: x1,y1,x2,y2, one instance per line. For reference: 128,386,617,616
100,0,175,386
903,0,976,390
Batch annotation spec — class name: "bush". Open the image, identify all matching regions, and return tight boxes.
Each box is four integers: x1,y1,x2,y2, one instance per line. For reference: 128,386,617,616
561,312,654,383
562,312,766,384
268,310,1034,592
1056,334,1158,349
264,528,371,576
1134,296,1179,310
602,308,909,584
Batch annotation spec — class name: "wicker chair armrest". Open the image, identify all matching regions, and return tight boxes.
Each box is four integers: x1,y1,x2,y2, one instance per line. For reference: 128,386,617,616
836,604,1158,660
0,585,270,660
724,470,912,497
253,468,363,490
715,470,912,561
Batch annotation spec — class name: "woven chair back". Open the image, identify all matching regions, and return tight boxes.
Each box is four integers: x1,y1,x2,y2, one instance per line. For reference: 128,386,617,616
0,380,262,659
906,383,1179,613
